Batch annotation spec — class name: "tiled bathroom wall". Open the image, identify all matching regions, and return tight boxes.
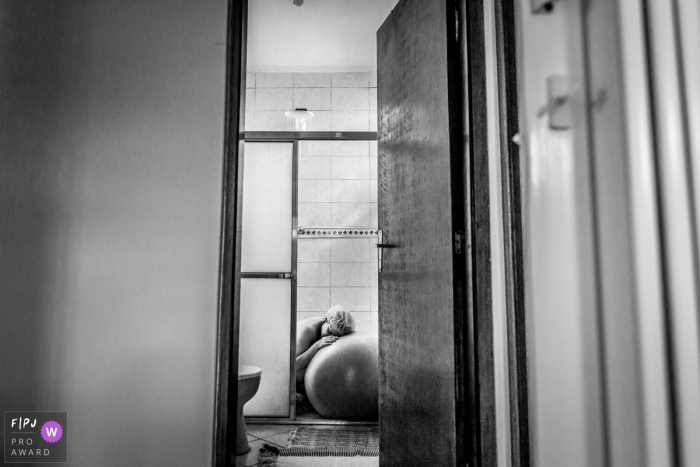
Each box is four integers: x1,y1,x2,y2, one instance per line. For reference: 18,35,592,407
297,140,378,228
245,72,378,132
296,139,379,334
297,238,379,334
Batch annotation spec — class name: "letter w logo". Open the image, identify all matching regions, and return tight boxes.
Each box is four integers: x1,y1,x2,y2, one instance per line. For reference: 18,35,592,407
46,428,58,437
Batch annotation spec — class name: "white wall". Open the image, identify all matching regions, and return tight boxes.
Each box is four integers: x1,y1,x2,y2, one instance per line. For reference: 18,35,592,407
0,1,228,465
247,0,397,71
516,2,606,466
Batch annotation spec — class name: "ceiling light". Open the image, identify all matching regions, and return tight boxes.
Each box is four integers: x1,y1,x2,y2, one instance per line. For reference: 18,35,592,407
285,108,314,131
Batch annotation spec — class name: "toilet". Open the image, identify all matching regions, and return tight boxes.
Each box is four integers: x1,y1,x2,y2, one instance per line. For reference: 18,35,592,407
236,365,262,455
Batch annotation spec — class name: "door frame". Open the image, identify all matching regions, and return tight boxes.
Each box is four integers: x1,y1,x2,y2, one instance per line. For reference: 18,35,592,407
494,0,530,465
460,0,530,465
212,1,247,466
213,1,530,466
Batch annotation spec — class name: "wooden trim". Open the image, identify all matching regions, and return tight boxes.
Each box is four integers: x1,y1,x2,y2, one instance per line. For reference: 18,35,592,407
449,1,472,466
456,2,479,465
464,0,498,465
213,1,247,466
494,0,531,465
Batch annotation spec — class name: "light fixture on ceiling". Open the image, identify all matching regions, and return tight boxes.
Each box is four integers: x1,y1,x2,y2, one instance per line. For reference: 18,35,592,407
285,108,314,131
292,0,304,6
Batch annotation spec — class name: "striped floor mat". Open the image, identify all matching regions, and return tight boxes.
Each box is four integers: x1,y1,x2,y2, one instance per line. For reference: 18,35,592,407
258,426,379,466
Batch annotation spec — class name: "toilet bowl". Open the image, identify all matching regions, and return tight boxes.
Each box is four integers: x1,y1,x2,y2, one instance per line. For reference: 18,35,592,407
236,365,262,455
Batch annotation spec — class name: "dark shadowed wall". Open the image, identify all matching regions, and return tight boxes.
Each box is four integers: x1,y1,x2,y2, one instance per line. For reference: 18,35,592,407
0,1,228,465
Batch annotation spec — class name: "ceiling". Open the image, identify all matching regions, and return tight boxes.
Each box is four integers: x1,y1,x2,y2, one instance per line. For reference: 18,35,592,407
247,0,399,72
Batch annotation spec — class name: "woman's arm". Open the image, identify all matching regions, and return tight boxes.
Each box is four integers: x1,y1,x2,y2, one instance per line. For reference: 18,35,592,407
295,336,337,383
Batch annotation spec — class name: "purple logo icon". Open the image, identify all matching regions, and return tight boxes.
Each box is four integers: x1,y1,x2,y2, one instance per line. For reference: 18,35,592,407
40,421,63,444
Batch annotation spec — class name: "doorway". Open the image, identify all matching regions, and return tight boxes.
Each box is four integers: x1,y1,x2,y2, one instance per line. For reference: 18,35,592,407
213,1,529,466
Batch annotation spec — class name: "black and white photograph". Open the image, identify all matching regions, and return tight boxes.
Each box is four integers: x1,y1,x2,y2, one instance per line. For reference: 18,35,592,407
2,0,699,466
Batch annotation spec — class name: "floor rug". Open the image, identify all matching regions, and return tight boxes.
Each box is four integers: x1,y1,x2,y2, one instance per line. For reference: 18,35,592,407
258,426,379,467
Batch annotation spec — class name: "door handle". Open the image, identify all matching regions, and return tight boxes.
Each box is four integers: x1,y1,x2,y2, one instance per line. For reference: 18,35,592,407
376,230,396,273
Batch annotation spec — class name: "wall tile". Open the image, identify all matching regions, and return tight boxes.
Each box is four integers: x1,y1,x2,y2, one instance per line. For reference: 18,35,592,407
332,111,370,131
294,73,332,88
245,111,255,131
331,263,370,287
246,72,255,88
369,237,379,263
298,156,331,180
299,180,332,203
294,88,332,111
370,203,378,227
297,239,331,262
298,203,331,227
331,203,371,227
255,88,293,111
297,263,330,286
369,263,378,285
253,111,289,131
331,238,370,262
369,88,377,111
332,88,370,110
297,311,328,322
245,89,255,111
369,111,378,131
256,72,293,88
370,287,378,311
369,71,377,88
332,72,370,88
300,140,332,157
369,180,378,202
331,287,371,311
369,157,377,180
368,239,378,263
297,289,330,312
353,311,372,333
332,157,370,179
369,141,378,156
332,180,370,203
370,311,379,335
332,141,370,156
306,111,332,131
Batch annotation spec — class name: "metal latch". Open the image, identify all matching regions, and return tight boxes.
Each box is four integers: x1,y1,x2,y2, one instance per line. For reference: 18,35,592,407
454,231,464,255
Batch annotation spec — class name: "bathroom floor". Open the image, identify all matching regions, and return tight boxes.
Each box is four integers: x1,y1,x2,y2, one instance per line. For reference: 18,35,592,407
236,424,378,466
236,424,297,466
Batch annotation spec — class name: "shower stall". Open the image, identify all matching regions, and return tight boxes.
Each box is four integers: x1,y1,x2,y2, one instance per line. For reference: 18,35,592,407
238,132,379,423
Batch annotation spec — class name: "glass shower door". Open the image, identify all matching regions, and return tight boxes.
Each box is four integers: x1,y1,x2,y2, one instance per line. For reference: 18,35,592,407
239,141,295,417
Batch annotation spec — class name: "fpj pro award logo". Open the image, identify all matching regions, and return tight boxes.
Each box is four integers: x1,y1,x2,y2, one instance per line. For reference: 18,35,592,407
4,412,67,463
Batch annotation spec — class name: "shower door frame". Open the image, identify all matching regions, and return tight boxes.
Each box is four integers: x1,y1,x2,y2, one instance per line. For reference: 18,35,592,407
240,137,298,420
243,130,379,426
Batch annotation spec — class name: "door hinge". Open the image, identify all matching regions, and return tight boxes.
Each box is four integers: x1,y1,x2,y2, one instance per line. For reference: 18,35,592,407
453,231,464,255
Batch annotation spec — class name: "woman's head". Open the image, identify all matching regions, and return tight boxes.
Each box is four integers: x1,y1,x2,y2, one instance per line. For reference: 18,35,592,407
321,305,355,337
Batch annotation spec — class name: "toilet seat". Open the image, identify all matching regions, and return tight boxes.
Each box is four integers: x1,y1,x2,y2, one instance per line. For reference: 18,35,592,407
238,365,262,381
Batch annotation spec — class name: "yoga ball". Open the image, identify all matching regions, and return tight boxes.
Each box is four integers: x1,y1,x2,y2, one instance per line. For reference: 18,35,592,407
304,331,379,421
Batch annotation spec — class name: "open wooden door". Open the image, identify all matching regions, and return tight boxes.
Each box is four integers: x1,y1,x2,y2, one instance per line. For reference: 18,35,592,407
377,0,469,465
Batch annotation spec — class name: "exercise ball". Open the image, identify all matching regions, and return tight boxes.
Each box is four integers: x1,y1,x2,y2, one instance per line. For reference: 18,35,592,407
304,331,379,421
